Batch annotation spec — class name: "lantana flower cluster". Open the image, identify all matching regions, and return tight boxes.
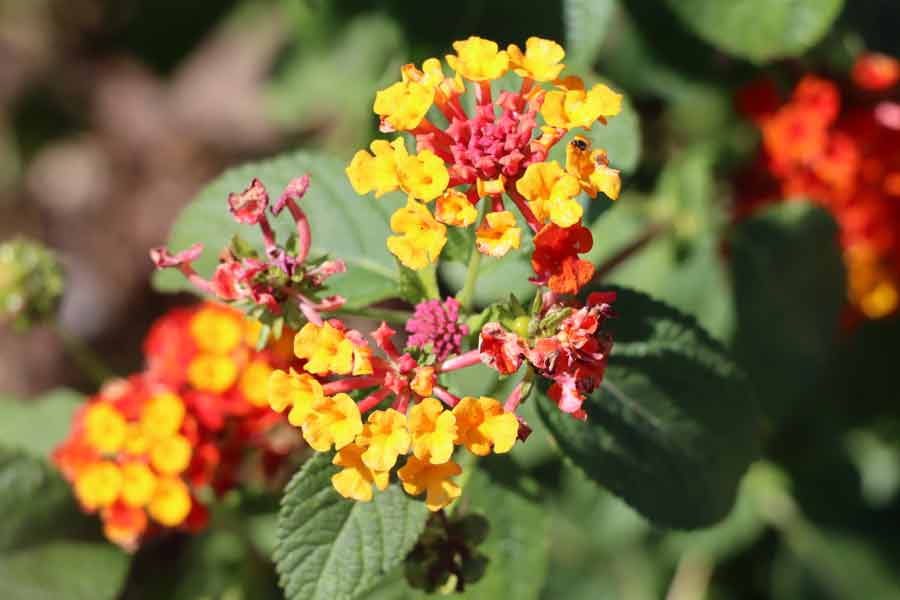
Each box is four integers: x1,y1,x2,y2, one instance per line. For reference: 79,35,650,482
736,53,900,319
53,302,302,549
268,303,519,511
346,36,623,296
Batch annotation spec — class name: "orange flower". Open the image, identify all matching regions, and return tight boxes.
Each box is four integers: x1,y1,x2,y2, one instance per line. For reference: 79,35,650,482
302,393,364,452
531,222,595,295
475,211,521,257
453,396,518,456
331,442,390,502
408,398,457,464
397,456,462,511
356,409,411,471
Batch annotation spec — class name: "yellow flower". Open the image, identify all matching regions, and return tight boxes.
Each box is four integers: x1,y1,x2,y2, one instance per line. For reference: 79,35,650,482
476,176,505,198
149,434,192,476
374,80,435,131
446,37,509,82
302,393,363,452
565,135,621,200
83,403,127,454
120,462,157,508
408,397,457,464
410,366,435,398
402,58,465,99
148,477,192,527
239,359,273,407
398,456,462,511
187,353,239,393
189,305,243,354
268,368,323,427
434,189,478,227
75,461,122,510
475,211,521,257
331,442,390,502
516,161,583,227
507,37,566,82
387,199,447,270
244,318,264,348
294,322,371,376
346,138,408,198
397,150,450,202
357,408,411,471
123,423,149,455
540,77,622,130
141,392,186,439
453,396,518,456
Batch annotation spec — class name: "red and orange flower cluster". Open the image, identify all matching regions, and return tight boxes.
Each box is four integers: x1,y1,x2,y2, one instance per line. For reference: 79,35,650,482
268,307,519,511
346,36,622,296
53,303,301,549
736,53,900,319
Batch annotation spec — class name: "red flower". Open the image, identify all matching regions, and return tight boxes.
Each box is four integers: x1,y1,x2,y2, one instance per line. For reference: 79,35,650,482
852,53,900,92
530,222,595,294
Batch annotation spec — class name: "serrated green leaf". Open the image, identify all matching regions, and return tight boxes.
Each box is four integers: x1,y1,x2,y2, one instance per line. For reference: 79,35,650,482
153,151,404,309
665,0,845,63
731,202,846,427
0,388,82,459
536,287,761,529
274,453,429,600
564,0,617,69
0,448,130,600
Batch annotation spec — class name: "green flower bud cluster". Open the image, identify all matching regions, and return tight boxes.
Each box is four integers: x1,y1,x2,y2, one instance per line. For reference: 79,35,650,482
0,237,64,331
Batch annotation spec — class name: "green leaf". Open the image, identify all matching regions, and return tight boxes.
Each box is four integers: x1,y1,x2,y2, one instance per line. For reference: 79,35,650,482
564,0,617,69
0,448,130,600
274,453,429,600
536,287,761,528
153,151,405,309
0,388,82,459
730,202,846,427
664,0,845,63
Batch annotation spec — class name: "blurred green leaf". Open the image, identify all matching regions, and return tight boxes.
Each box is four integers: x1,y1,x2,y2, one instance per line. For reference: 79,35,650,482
153,151,405,309
275,453,428,600
537,287,761,528
730,202,846,428
0,389,82,459
0,448,130,600
664,0,845,63
564,0,617,69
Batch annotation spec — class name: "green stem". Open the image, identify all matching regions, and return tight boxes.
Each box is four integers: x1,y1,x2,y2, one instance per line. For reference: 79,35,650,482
455,247,482,312
417,262,441,301
592,220,671,283
52,323,113,387
330,306,413,324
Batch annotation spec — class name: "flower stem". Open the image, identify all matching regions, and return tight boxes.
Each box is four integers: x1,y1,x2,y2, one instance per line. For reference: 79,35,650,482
52,323,113,387
417,262,441,301
455,246,482,312
592,220,671,283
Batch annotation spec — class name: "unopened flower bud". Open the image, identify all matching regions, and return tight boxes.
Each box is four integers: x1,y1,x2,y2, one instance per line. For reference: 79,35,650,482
0,237,64,331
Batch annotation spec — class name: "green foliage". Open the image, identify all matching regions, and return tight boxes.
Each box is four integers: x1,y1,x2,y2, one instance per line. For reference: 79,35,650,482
537,287,761,528
274,453,429,600
664,0,845,63
0,389,82,459
563,0,617,70
0,448,130,600
730,202,846,428
153,151,405,308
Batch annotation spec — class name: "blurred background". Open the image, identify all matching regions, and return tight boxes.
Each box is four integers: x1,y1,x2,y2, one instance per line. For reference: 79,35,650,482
3,1,900,598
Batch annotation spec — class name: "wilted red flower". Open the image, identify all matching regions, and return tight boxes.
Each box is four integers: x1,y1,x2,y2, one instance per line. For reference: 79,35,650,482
530,221,595,294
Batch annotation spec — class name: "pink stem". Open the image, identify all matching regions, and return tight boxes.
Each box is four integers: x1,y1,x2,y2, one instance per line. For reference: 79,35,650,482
439,349,482,373
432,384,460,408
258,215,278,256
450,96,468,121
491,194,504,212
466,185,480,205
286,198,311,263
391,390,411,414
299,300,323,326
519,77,534,97
357,388,391,413
505,182,542,233
503,380,525,413
476,81,492,106
180,265,217,296
323,376,382,395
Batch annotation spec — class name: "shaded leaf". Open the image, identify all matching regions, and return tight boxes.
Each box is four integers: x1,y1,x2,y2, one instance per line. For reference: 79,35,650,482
0,388,82,459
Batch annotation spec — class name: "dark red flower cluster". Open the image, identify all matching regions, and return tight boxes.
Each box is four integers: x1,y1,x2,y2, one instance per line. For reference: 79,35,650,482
735,54,900,319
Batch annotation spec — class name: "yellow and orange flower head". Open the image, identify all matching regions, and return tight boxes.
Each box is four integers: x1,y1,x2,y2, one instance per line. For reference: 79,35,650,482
445,36,509,82
356,408,412,472
408,398,458,464
302,393,364,452
149,434,192,476
453,396,519,456
387,199,448,270
331,442,390,502
268,367,323,427
75,461,123,511
83,403,127,454
398,456,463,511
346,138,408,198
475,211,522,257
374,80,435,131
141,392,185,438
120,462,157,507
516,160,583,227
294,321,372,376
402,58,465,101
541,77,623,130
566,135,621,200
147,477,192,527
189,304,243,354
507,37,566,82
187,353,239,393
